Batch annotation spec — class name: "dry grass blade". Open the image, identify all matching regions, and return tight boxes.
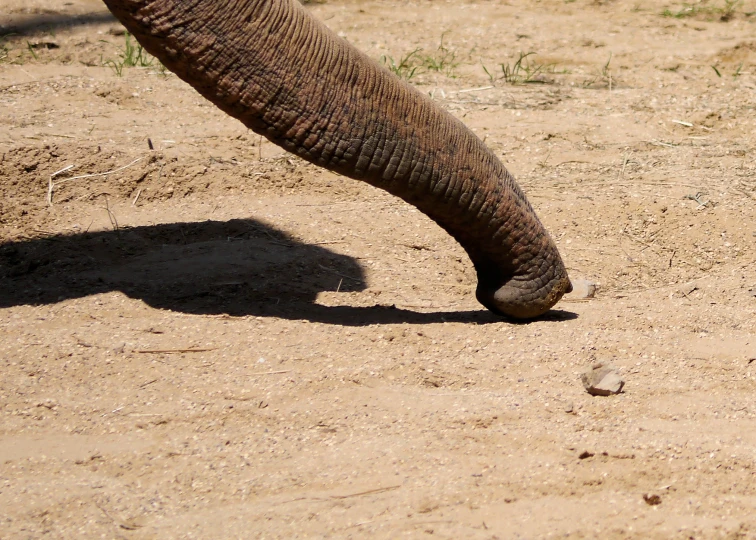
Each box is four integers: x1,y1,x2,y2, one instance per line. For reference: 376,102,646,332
328,485,402,500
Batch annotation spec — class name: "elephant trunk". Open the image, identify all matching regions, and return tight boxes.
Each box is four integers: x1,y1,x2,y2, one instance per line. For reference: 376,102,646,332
101,0,572,318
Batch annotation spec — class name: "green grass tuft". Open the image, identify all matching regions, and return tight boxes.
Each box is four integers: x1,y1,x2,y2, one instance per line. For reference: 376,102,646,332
483,52,564,85
380,34,462,81
583,54,614,88
380,48,422,81
420,33,459,77
103,32,163,76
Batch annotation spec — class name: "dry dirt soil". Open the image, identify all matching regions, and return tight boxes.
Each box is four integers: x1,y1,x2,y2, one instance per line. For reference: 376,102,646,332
1,0,756,538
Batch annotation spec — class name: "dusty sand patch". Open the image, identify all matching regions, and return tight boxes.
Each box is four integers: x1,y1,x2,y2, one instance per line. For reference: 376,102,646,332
1,0,755,537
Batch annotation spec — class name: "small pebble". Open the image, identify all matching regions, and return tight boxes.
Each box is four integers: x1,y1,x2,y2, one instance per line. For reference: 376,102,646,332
581,362,624,396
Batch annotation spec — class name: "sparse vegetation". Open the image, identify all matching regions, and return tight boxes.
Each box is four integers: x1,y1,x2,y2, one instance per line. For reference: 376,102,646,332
720,0,743,19
380,34,460,80
380,48,421,80
482,52,563,85
712,62,747,78
582,53,614,88
662,3,704,17
661,0,746,21
420,33,459,77
0,33,19,64
102,32,161,76
26,41,38,61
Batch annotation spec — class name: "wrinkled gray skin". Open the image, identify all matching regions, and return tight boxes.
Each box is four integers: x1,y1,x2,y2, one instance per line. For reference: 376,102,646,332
102,0,572,318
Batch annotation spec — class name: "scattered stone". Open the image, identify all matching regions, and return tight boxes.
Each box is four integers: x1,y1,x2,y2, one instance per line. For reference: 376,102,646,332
578,450,594,459
581,362,624,396
564,401,575,414
643,494,662,506
569,278,598,299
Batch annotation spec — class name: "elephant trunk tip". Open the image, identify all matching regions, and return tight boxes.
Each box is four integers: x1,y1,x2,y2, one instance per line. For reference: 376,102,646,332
476,271,572,320
565,279,574,295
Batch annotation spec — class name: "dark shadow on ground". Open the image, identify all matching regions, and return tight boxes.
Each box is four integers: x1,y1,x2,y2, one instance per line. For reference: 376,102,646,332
0,11,117,37
0,218,577,325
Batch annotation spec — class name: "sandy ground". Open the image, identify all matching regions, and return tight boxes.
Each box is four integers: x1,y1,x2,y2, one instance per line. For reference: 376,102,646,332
1,0,755,537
